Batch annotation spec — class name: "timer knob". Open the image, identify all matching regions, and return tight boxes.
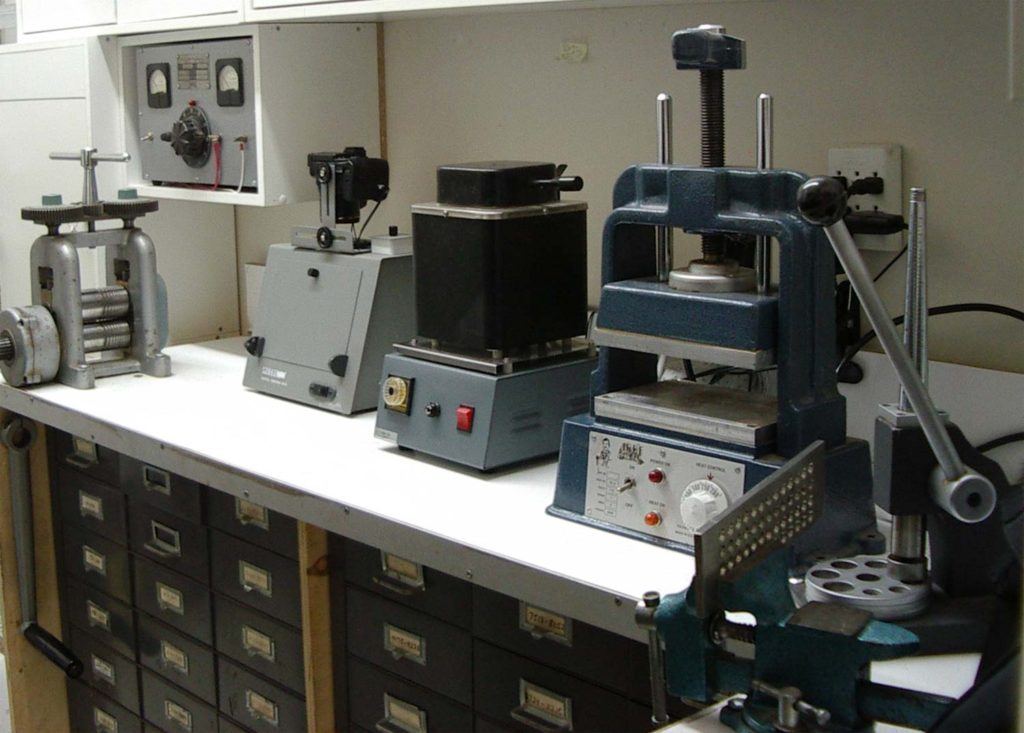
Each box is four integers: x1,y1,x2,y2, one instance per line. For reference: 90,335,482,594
679,479,728,531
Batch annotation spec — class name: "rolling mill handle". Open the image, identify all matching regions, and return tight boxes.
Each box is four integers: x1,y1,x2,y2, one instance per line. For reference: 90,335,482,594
0,418,83,677
796,177,997,525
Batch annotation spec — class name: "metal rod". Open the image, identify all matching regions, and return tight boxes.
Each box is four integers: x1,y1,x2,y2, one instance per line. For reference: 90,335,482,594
636,592,669,724
655,93,674,281
822,220,964,481
889,514,926,582
755,93,773,294
2,420,37,625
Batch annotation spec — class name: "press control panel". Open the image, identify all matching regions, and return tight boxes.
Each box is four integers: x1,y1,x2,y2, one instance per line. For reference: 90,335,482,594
583,431,745,547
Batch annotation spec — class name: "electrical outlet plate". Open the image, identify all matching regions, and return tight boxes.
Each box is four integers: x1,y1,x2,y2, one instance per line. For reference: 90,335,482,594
828,144,903,251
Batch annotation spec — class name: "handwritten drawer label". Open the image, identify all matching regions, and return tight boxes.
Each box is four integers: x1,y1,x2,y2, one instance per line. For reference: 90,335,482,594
381,552,425,590
384,623,426,665
239,560,272,597
164,700,193,731
86,600,111,631
245,689,279,725
242,624,276,662
93,707,118,733
82,545,107,576
519,602,573,646
157,582,185,615
91,654,116,685
384,693,428,733
78,491,104,521
520,680,573,729
235,498,270,530
161,640,189,675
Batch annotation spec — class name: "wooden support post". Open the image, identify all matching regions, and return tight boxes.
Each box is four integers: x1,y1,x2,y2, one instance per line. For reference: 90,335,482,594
300,521,334,732
0,415,70,732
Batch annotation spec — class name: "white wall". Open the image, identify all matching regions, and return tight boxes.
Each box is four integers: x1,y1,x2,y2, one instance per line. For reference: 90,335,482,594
235,0,1023,374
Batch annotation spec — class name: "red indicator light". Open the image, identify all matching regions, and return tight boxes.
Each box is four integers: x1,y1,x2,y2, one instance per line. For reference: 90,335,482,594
648,469,665,484
644,512,662,527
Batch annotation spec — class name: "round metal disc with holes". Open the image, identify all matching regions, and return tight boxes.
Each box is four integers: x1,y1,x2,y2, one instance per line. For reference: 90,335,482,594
0,305,60,387
804,554,929,620
20,204,86,228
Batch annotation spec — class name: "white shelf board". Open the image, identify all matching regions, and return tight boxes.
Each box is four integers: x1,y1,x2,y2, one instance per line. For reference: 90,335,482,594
0,338,694,641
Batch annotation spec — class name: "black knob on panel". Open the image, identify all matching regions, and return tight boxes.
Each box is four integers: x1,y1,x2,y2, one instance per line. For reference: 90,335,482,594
424,402,441,418
244,336,265,357
316,227,334,249
328,354,348,377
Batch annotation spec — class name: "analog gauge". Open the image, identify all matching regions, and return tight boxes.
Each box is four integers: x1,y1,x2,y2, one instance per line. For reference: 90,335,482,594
145,63,171,109
215,58,244,107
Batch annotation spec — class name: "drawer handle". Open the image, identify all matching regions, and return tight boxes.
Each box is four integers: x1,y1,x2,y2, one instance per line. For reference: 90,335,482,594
371,574,421,597
235,497,270,531
376,692,428,733
510,706,572,733
145,520,182,558
67,436,98,468
143,465,171,495
374,720,410,733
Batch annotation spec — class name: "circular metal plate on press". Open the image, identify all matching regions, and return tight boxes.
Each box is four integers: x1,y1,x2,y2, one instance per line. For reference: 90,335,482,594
102,198,159,219
20,204,86,228
668,260,756,293
0,305,60,387
804,554,929,620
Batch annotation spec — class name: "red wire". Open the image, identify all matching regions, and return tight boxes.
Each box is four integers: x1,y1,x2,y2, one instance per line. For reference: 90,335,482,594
211,139,222,190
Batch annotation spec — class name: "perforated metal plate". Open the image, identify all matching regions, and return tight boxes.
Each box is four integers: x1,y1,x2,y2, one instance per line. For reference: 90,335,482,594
693,441,825,617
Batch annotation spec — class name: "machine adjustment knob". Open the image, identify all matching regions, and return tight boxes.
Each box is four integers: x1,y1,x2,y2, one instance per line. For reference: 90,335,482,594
679,479,729,531
424,402,441,418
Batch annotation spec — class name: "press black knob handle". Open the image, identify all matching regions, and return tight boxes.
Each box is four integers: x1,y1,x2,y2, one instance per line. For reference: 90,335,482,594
797,176,848,226
23,622,83,678
159,132,173,142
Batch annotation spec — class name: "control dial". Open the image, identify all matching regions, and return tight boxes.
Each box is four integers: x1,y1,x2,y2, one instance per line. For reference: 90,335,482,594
160,105,212,168
679,479,729,532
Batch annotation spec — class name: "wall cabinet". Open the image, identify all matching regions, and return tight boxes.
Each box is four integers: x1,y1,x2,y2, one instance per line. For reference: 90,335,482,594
115,0,241,25
19,0,115,34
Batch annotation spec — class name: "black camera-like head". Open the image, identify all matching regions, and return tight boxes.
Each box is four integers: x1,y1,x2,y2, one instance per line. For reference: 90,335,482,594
307,148,389,224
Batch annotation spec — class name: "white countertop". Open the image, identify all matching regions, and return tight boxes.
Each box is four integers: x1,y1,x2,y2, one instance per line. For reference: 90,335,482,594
0,338,694,640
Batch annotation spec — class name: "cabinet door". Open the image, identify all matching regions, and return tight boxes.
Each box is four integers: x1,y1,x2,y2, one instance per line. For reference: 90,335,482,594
249,0,353,10
20,0,115,33
117,0,240,25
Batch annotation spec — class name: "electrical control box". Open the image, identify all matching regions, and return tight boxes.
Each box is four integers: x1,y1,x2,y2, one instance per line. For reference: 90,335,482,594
119,24,381,206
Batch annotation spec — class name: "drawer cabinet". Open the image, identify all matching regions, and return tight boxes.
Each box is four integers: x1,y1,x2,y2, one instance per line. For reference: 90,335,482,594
214,595,306,695
50,430,121,486
129,503,210,582
137,614,217,705
121,457,204,523
141,669,219,733
133,556,214,646
348,656,473,733
218,657,307,733
208,489,298,559
56,468,128,544
65,579,137,660
211,530,301,627
70,626,142,715
68,679,143,733
344,539,473,628
63,524,132,604
347,586,473,706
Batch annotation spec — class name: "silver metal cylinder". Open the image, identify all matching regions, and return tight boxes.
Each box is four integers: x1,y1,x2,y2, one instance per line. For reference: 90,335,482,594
82,285,130,323
0,332,13,362
889,514,927,583
900,188,927,410
755,93,773,294
655,93,674,282
82,320,131,353
820,219,996,523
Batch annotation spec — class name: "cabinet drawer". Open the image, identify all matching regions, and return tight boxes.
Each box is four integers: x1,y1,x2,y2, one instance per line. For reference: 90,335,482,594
50,430,121,486
207,489,298,560
68,679,143,733
63,524,132,604
129,503,209,582
70,626,141,715
137,614,216,705
473,641,637,733
473,587,636,696
343,539,472,628
64,580,136,661
56,469,127,545
213,595,305,695
218,657,307,733
211,530,301,627
133,557,213,645
347,587,472,706
120,456,204,523
348,656,473,733
217,717,253,733
141,669,218,733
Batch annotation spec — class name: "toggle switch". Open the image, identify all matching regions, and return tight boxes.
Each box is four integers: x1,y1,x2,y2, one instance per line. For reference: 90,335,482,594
456,405,474,432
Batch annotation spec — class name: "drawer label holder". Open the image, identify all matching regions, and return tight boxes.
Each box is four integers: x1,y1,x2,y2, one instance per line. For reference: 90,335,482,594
242,624,277,662
82,545,107,577
511,680,573,732
91,654,116,686
160,639,190,676
93,706,119,733
157,581,185,615
68,436,98,468
235,497,270,531
519,602,573,647
239,560,273,597
143,465,171,495
86,599,111,631
245,688,280,726
78,490,105,521
164,699,193,732
374,551,426,596
383,622,427,666
377,693,428,733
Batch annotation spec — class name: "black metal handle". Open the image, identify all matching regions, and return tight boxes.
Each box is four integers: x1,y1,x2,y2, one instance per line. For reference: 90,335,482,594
23,622,83,678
